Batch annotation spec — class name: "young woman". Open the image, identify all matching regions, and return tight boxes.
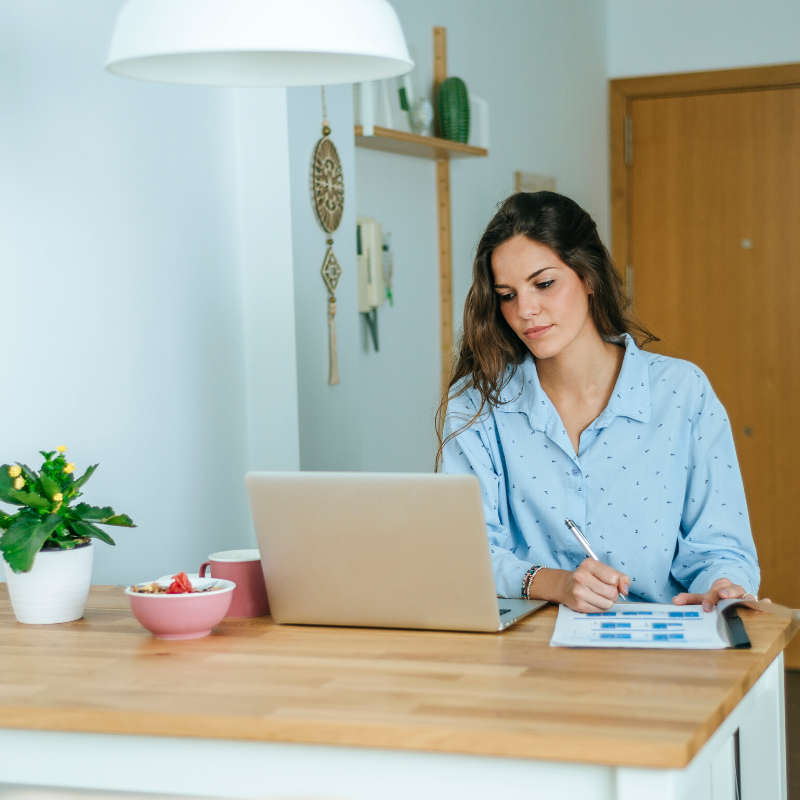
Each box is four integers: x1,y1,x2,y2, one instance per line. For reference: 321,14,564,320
438,192,759,613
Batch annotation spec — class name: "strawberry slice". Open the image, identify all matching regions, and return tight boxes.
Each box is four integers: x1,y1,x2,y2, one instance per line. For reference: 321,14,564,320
166,571,194,594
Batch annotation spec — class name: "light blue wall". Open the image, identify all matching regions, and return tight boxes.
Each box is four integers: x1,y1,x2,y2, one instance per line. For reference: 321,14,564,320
287,85,364,472
284,2,610,475
607,0,800,78
1,3,299,584
353,147,441,472
354,0,610,472
3,0,675,581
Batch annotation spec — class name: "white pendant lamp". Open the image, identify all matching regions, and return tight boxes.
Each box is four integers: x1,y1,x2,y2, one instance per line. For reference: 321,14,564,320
105,0,413,87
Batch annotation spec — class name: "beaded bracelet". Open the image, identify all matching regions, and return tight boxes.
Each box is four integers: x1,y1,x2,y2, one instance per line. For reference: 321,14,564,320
522,564,546,599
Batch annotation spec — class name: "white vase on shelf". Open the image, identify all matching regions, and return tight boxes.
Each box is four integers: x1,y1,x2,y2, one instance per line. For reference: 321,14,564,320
3,543,93,624
409,98,433,135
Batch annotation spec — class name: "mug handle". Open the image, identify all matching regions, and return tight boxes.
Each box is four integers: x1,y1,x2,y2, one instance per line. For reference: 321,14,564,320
199,561,211,578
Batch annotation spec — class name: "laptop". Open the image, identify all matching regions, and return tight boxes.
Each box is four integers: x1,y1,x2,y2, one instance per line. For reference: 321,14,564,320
245,472,546,632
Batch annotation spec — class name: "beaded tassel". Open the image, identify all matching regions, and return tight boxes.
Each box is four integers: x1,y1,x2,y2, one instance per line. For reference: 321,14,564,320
328,296,339,385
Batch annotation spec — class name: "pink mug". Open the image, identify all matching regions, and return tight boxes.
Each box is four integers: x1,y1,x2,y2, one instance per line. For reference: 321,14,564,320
199,549,270,618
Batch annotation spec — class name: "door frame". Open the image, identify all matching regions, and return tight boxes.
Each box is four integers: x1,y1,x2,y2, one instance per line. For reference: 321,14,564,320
609,62,800,276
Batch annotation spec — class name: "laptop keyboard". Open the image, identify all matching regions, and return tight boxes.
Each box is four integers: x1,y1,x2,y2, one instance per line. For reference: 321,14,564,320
499,608,511,615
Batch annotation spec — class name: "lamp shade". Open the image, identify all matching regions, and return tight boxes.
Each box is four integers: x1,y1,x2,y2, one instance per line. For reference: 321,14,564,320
105,0,413,87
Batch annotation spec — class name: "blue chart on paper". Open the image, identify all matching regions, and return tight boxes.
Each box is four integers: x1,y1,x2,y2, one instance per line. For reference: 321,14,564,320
550,603,730,649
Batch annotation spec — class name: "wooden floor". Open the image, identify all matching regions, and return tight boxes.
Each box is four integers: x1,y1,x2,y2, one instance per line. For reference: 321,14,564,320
788,670,800,799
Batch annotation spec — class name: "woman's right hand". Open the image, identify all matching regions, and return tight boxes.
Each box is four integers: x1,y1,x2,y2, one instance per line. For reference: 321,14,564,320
530,560,630,612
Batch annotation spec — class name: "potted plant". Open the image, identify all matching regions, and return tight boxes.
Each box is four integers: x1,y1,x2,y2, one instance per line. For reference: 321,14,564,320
0,447,135,624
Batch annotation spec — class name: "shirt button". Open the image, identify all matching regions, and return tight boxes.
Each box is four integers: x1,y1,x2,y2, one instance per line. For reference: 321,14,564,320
572,467,580,476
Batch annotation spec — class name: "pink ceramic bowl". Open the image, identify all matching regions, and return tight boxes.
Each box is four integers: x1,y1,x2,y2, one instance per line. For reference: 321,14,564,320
125,577,236,640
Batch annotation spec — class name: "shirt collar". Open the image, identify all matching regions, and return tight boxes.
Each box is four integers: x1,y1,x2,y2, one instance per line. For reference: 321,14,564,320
494,334,651,429
601,334,652,424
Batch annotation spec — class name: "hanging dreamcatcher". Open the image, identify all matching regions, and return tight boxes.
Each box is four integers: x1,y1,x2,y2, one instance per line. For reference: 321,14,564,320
311,88,345,385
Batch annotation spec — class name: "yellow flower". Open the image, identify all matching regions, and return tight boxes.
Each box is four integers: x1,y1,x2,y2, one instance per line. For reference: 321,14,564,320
57,445,67,453
63,463,76,475
53,493,63,502
13,477,25,490
8,465,21,478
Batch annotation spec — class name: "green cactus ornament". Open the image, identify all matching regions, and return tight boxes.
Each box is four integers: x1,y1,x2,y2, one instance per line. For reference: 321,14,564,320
437,77,470,144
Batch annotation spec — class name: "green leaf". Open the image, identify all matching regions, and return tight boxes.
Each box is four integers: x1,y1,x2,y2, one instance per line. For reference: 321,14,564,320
71,503,114,522
67,519,115,546
39,451,56,462
39,474,62,501
18,463,40,483
47,521,70,539
71,464,98,492
0,511,15,530
10,490,51,510
46,524,80,549
102,514,136,528
0,512,63,573
61,473,77,500
0,468,23,505
54,538,78,550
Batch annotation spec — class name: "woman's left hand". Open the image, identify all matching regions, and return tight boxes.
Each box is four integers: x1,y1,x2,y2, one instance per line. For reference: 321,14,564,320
672,578,753,612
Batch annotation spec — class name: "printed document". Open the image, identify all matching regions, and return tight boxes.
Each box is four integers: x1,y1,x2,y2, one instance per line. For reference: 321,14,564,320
550,602,733,649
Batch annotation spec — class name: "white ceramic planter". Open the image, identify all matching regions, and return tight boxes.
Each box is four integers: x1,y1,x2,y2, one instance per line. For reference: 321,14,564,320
3,542,93,624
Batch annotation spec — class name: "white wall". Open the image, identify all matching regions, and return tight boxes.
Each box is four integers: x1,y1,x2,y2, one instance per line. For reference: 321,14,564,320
287,79,444,474
287,85,365,471
1,2,299,584
607,0,800,78
353,148,441,472
3,0,678,582
353,0,610,471
283,2,610,475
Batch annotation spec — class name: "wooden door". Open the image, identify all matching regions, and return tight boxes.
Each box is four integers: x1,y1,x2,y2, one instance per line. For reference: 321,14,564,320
619,77,800,665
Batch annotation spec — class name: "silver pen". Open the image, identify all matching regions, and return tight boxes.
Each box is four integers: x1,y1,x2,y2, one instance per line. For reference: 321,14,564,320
564,518,626,601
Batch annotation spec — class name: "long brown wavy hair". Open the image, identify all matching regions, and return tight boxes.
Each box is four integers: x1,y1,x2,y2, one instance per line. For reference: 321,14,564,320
434,191,657,469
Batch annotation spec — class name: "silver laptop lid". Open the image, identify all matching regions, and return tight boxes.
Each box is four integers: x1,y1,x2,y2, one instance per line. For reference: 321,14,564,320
245,472,504,632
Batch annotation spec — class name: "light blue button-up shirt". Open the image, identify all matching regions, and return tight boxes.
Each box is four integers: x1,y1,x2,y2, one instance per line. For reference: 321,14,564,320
442,335,760,601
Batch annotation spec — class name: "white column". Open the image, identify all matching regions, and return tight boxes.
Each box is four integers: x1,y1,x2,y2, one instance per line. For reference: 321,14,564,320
233,89,301,475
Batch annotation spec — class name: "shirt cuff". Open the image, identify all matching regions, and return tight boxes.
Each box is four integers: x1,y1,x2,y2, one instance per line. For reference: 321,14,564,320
687,567,759,597
496,558,534,599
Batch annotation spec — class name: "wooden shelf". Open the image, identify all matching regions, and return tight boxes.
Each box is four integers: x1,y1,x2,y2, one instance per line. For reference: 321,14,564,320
354,125,488,160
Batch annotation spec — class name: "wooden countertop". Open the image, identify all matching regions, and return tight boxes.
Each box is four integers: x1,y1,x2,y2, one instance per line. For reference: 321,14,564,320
0,586,796,769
